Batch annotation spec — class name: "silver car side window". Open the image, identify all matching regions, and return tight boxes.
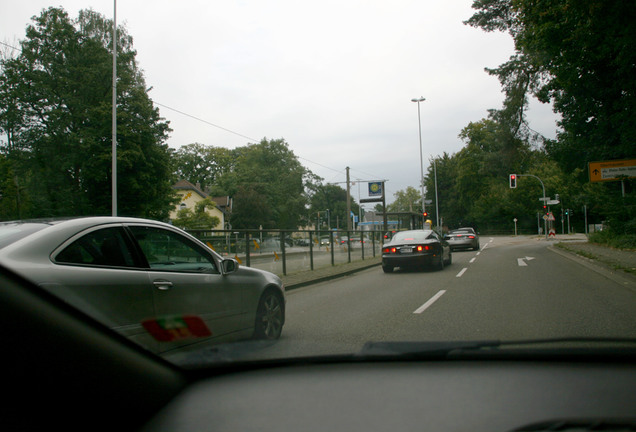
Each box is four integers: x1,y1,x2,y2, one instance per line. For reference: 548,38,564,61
129,226,219,274
55,227,136,268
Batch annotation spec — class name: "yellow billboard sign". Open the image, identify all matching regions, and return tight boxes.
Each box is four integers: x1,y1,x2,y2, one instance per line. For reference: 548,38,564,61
588,159,636,182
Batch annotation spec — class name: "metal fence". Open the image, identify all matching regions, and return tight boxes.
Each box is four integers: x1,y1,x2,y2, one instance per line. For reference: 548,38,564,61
186,229,384,276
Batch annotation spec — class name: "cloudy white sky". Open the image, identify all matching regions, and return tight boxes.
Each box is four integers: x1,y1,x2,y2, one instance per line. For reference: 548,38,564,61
1,0,559,205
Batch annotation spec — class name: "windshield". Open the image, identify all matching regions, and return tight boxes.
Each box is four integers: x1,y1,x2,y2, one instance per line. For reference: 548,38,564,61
1,1,634,369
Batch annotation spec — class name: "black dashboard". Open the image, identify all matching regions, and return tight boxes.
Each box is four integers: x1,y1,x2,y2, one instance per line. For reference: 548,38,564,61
141,358,636,431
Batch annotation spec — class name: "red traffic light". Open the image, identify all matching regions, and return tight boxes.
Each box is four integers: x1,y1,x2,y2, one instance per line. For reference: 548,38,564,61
509,174,517,188
423,212,429,218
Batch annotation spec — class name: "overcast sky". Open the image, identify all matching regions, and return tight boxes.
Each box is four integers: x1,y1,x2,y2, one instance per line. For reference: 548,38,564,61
1,0,559,205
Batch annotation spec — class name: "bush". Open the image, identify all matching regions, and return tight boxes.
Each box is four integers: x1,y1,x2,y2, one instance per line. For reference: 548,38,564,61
588,229,636,250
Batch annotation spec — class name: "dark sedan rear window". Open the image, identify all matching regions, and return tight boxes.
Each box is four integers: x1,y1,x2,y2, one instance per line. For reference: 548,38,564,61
392,231,433,242
0,223,49,249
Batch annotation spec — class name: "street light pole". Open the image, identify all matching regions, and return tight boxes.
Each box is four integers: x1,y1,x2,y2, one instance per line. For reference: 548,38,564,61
433,156,439,228
112,0,118,216
411,97,426,220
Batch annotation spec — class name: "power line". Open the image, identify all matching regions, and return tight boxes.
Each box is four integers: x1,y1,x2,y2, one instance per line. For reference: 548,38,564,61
0,41,20,51
154,101,355,177
154,102,260,144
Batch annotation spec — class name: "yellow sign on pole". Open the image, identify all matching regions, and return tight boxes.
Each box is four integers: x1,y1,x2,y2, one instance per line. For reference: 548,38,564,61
588,159,636,182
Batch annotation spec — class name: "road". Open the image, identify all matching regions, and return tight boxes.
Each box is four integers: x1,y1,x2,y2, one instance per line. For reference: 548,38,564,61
236,236,636,360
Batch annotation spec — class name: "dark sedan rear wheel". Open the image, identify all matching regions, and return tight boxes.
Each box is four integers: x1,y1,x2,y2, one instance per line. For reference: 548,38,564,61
253,290,284,340
382,264,394,273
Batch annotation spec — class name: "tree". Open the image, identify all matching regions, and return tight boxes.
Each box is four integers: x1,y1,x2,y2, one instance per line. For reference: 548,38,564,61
466,0,636,174
172,143,233,191
387,187,421,213
214,138,309,229
308,183,359,230
466,0,636,234
172,197,220,230
0,7,176,220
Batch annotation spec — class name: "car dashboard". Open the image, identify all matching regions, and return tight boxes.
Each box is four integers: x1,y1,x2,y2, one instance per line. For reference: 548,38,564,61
141,357,636,431
3,263,636,431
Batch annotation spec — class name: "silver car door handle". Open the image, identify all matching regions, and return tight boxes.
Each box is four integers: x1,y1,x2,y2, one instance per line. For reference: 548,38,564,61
153,280,173,291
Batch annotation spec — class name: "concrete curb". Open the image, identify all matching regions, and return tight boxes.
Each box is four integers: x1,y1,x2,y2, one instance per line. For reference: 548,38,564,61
281,258,382,290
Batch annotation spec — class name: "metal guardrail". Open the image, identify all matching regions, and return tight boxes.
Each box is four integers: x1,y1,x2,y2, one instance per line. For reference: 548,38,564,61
185,229,384,276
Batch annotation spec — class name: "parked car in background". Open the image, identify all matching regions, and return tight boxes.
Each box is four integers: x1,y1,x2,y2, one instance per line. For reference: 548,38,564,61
319,236,331,246
294,237,311,247
381,229,451,273
447,227,480,251
0,217,286,356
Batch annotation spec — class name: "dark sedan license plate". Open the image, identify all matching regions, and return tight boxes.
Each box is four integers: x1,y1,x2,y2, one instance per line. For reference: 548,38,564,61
400,247,413,253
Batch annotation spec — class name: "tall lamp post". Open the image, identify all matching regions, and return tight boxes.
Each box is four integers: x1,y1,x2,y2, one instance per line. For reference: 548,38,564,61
411,97,426,221
432,156,439,228
112,0,118,216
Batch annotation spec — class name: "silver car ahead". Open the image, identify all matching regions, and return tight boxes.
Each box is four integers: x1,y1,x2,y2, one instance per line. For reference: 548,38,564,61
447,227,480,251
0,217,285,355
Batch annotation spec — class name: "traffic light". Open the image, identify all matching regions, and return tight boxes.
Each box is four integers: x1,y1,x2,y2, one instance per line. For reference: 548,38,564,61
509,174,517,188
423,212,428,218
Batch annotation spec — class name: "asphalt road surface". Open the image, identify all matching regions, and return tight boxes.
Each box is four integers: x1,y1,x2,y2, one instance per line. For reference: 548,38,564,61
233,236,636,361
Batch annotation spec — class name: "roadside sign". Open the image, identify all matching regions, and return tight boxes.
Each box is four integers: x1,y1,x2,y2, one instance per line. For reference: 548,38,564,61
368,181,383,197
589,159,636,182
547,200,560,205
539,197,550,201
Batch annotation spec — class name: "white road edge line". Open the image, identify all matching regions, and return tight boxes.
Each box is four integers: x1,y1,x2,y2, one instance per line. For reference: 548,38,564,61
413,290,446,314
469,257,476,263
456,267,468,277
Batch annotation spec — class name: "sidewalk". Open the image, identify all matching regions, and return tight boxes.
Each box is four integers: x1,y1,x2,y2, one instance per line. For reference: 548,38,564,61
280,257,381,290
553,239,636,278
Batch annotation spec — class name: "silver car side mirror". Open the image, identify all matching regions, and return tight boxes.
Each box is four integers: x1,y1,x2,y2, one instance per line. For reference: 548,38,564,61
221,258,239,274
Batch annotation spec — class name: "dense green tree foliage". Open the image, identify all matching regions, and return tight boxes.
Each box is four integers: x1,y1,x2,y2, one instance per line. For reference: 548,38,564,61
422,119,569,233
308,183,360,231
386,186,421,213
465,0,636,172
171,143,233,191
204,138,310,230
0,7,176,220
421,0,636,235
